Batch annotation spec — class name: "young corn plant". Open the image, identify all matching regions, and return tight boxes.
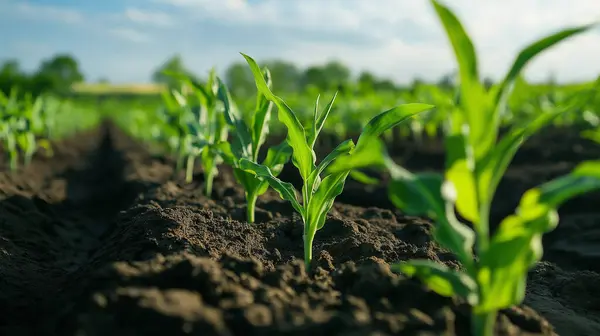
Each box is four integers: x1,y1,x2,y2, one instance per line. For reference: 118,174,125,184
215,71,293,223
577,77,600,143
20,93,52,164
153,98,189,173
0,89,51,170
239,53,433,271
331,1,600,335
0,90,17,170
159,70,229,196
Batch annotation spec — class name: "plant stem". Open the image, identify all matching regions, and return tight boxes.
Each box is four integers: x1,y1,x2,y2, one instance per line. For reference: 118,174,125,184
185,155,195,183
471,310,496,336
175,153,184,175
246,191,258,223
24,150,33,167
303,225,316,272
476,204,491,254
205,169,215,197
175,138,187,176
9,151,18,172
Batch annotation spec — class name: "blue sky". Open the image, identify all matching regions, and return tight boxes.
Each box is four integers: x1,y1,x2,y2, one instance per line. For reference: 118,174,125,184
2,0,600,84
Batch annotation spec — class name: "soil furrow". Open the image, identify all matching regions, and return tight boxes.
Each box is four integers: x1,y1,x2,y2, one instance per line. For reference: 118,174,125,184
0,124,149,334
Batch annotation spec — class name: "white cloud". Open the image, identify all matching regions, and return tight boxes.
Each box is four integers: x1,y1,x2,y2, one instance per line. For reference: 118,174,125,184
123,8,174,27
9,2,84,24
109,28,152,43
152,0,600,82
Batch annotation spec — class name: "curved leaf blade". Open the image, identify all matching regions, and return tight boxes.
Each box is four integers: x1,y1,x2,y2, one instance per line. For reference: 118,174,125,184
307,92,338,149
495,23,598,108
241,53,315,180
327,137,386,174
239,158,303,216
521,160,600,210
349,170,379,185
252,68,274,153
307,139,355,192
431,0,492,158
387,163,475,266
307,171,350,231
262,141,293,176
216,77,252,157
393,260,478,305
356,104,434,150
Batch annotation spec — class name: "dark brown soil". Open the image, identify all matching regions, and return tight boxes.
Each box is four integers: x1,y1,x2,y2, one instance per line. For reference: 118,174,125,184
1,123,600,335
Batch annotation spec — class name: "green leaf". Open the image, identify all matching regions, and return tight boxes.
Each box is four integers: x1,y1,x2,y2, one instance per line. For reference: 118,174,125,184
37,139,52,154
387,162,475,267
520,160,600,210
16,132,35,154
251,68,274,154
495,23,598,109
214,141,237,166
445,132,478,224
478,161,600,311
307,139,355,192
308,94,321,150
431,0,492,159
171,89,187,107
479,198,558,311
239,158,304,216
307,92,338,149
389,175,442,218
349,170,379,185
573,160,600,177
233,168,264,197
193,80,213,108
356,104,434,150
477,106,572,206
216,77,252,158
393,260,478,305
160,90,179,112
477,231,540,312
315,93,337,139
307,171,350,231
262,141,293,176
387,160,445,219
447,165,478,223
242,53,315,180
327,137,386,174
581,129,600,144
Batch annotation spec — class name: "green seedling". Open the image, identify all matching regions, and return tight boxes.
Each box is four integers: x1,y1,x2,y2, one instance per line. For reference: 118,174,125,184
0,89,52,170
215,70,292,223
0,89,19,170
331,1,600,335
158,70,229,196
578,77,600,143
239,53,433,271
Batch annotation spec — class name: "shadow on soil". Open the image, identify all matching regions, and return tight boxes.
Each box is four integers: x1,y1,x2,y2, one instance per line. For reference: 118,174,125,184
0,125,145,334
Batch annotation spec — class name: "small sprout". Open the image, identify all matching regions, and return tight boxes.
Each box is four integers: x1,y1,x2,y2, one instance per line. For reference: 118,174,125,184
0,89,52,170
215,69,292,223
157,70,229,196
239,53,433,271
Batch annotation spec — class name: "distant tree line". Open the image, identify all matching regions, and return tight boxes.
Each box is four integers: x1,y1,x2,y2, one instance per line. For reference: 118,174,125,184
0,54,85,96
151,54,423,97
0,53,466,97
